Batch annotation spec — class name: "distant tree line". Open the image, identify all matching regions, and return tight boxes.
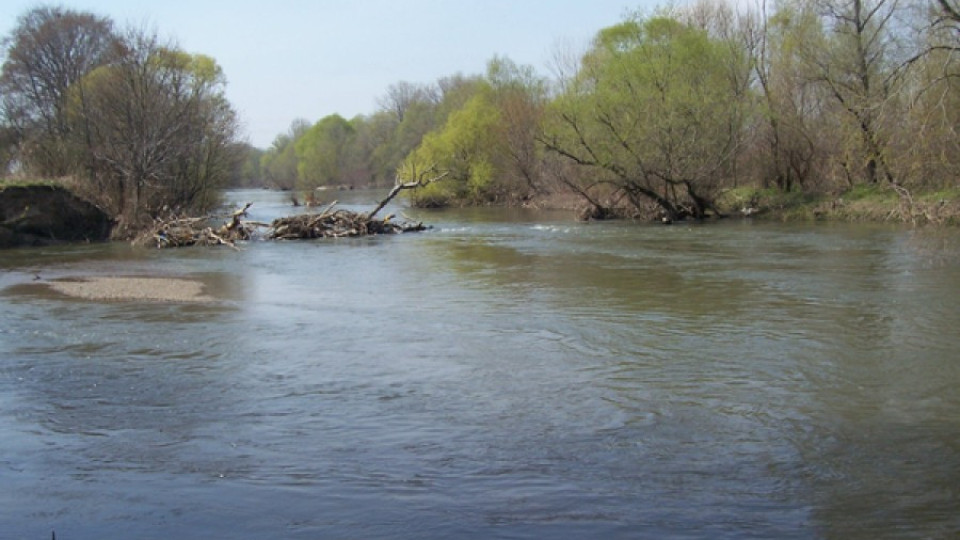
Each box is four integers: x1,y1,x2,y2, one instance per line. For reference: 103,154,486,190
258,0,959,220
0,6,243,235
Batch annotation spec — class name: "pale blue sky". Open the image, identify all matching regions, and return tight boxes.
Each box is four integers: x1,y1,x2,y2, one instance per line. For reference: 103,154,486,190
1,1,659,147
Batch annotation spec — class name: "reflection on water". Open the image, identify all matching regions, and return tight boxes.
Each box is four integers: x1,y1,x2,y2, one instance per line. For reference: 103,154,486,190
1,190,959,539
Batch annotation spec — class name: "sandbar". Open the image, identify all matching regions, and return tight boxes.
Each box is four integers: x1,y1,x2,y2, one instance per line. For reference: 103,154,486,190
47,276,214,303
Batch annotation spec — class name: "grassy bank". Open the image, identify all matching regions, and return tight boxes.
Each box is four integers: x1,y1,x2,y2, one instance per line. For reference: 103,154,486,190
717,185,960,226
0,177,65,189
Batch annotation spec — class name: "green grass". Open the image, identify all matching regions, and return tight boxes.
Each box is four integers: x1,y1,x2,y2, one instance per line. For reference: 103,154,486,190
841,183,897,202
717,183,960,225
717,186,823,219
918,187,960,203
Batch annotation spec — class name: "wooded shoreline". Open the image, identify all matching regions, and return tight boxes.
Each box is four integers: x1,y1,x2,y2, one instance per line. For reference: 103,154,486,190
2,180,958,250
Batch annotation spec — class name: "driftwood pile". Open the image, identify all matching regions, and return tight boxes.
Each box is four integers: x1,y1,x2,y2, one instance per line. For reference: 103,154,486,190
143,203,260,249
269,203,425,240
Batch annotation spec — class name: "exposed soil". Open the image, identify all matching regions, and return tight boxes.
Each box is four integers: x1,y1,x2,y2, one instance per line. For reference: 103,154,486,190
0,184,113,248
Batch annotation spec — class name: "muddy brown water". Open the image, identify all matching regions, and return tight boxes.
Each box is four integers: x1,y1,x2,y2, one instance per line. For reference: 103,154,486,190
2,189,959,539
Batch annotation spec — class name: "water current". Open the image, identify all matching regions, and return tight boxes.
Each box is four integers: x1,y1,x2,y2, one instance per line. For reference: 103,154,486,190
1,189,959,539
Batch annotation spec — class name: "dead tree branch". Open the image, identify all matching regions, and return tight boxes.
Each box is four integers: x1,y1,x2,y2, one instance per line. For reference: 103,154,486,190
366,168,450,220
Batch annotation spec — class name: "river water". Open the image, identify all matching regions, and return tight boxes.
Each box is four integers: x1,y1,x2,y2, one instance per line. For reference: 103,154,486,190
1,189,959,539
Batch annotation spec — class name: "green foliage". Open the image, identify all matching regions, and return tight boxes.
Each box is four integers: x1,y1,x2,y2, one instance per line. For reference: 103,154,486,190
544,14,749,219
404,92,503,206
295,114,355,189
239,0,959,224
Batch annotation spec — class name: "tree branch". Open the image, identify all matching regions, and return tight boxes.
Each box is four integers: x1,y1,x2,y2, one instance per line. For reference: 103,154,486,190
366,167,449,220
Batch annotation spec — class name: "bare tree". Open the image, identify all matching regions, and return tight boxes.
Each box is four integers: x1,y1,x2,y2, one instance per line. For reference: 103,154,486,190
377,81,437,123
750,0,825,191
0,6,115,176
806,0,904,184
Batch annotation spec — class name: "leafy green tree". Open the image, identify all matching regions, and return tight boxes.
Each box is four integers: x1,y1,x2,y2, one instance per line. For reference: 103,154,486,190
403,92,502,206
294,114,354,190
397,57,547,206
542,15,749,220
351,111,400,186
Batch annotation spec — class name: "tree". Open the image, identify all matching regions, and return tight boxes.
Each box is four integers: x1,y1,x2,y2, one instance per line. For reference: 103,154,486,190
486,55,549,196
377,81,437,123
804,0,904,185
542,15,750,220
679,0,760,190
229,143,264,187
402,92,502,207
751,0,828,191
295,114,354,190
890,0,960,190
346,112,396,187
0,6,115,176
71,28,241,229
260,119,309,190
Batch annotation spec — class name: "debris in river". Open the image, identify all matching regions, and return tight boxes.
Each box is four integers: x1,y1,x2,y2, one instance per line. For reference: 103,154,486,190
267,199,426,240
141,168,448,248
139,202,261,249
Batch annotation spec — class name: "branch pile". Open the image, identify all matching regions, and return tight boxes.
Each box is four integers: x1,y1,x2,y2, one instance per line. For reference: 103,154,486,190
268,205,425,240
140,203,260,249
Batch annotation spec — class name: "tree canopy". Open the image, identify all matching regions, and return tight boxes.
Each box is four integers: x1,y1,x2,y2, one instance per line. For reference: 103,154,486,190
542,15,748,219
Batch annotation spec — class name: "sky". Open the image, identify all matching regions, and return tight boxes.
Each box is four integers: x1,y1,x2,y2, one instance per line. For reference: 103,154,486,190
1,1,660,148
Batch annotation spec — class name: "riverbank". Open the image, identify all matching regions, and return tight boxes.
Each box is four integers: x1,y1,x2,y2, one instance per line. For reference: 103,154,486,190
490,184,960,226
2,180,958,252
716,185,960,226
0,180,113,247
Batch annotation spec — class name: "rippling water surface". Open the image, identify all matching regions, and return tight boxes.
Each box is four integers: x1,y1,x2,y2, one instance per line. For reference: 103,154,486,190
2,189,959,539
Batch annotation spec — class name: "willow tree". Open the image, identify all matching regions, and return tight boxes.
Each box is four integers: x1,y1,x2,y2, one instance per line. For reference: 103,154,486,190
261,119,310,190
397,57,546,206
894,0,960,191
402,92,502,207
486,55,550,196
541,15,750,220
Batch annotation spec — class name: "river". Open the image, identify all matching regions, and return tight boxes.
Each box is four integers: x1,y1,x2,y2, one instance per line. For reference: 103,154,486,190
1,189,959,539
